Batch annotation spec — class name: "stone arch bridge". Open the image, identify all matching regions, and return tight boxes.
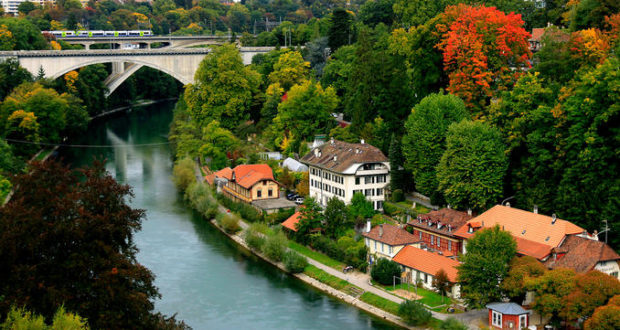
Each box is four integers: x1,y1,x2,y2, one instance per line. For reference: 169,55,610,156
0,47,274,95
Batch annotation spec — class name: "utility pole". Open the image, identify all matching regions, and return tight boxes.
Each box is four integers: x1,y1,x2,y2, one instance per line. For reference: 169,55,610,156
603,219,609,244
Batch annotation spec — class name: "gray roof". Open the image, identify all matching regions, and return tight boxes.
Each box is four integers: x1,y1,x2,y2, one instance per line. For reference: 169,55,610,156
282,157,308,172
486,302,531,315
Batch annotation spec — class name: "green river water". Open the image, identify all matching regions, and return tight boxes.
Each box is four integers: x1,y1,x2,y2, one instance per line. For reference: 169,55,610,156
59,101,397,329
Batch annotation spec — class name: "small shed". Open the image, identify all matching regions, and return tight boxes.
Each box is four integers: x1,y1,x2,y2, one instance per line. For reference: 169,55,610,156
486,302,531,329
282,157,308,172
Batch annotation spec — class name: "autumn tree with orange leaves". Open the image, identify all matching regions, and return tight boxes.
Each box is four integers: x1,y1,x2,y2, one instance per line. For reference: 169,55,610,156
436,4,532,117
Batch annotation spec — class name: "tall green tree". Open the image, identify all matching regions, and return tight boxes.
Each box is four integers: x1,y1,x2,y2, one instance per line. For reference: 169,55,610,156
501,256,546,303
324,196,348,239
0,160,183,329
321,44,356,100
0,58,33,101
388,133,407,192
268,50,310,91
296,197,323,244
358,0,395,28
393,0,455,27
198,120,239,170
0,17,48,50
347,192,374,225
402,93,468,199
327,8,354,52
437,120,507,211
74,64,109,116
457,226,517,308
184,43,261,130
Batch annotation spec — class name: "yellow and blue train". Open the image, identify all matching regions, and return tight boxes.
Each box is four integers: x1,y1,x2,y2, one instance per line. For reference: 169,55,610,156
43,30,153,38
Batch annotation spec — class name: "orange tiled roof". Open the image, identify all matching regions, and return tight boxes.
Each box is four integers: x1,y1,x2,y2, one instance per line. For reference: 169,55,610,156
545,235,620,273
453,205,584,249
408,208,473,236
232,164,276,189
531,28,545,41
362,224,420,246
214,167,233,180
515,236,552,260
393,246,460,282
281,211,301,232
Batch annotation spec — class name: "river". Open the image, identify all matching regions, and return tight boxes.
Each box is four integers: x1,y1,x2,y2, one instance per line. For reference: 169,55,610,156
59,101,397,329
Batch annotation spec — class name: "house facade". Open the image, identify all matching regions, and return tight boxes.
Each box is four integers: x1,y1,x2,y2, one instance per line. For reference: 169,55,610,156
392,245,461,298
406,208,473,257
219,164,280,203
362,223,420,260
486,302,530,330
301,139,390,211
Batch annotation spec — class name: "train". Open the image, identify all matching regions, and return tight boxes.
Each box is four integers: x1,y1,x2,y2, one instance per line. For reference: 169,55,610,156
42,30,153,38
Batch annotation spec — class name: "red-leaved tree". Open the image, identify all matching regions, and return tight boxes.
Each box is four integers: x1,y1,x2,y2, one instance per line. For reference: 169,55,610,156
436,4,532,116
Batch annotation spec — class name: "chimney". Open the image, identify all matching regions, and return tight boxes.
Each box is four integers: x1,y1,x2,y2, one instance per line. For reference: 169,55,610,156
379,224,384,237
467,208,472,216
551,213,557,224
333,155,337,162
506,202,511,207
533,205,539,214
360,139,365,144
447,224,452,232
314,148,319,157
366,220,371,233
447,204,451,209
330,137,334,145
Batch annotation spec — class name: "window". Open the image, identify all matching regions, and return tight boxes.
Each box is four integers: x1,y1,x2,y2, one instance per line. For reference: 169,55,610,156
419,231,422,239
381,243,384,253
355,177,360,185
377,201,383,210
448,240,452,251
374,241,377,250
519,315,527,329
431,235,434,245
424,273,428,283
262,181,266,185
365,189,374,196
611,271,619,278
268,189,273,197
389,246,393,254
365,176,375,184
377,175,385,183
437,237,441,248
492,311,502,327
376,188,383,196
257,190,262,198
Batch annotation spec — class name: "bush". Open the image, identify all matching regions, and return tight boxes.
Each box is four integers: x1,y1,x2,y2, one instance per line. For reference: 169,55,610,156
398,300,432,326
383,202,399,216
186,182,218,218
283,250,308,273
172,157,196,192
371,258,401,285
392,189,404,202
216,193,264,222
263,231,288,262
308,233,368,271
265,207,295,225
440,318,467,330
244,229,265,251
217,213,241,234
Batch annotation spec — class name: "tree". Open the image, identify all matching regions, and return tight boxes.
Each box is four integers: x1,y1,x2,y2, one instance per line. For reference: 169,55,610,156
501,256,546,303
397,300,432,326
0,174,10,202
2,306,88,329
569,0,619,31
17,1,37,15
525,268,577,325
184,43,261,130
388,133,407,192
561,271,620,323
0,24,15,51
371,258,401,285
296,171,309,197
271,80,338,152
0,58,32,101
457,226,517,308
324,196,348,239
437,120,507,211
436,4,532,115
347,192,374,225
268,50,310,91
402,93,468,198
0,160,181,329
304,37,329,77
327,8,354,52
0,17,48,50
439,317,468,330
345,25,413,133
198,120,239,170
172,157,196,192
295,197,323,244
393,0,455,27
432,269,453,297
321,45,356,100
585,295,620,330
358,0,395,28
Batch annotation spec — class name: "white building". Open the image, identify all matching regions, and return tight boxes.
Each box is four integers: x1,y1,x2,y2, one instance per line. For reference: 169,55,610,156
300,139,390,210
1,0,54,16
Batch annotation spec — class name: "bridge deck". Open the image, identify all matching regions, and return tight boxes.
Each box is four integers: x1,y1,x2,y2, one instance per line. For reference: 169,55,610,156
0,49,213,57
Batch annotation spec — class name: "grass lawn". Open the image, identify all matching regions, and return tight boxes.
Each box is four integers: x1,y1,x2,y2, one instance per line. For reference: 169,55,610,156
304,265,355,291
395,201,430,214
386,284,452,307
288,241,343,269
359,292,400,315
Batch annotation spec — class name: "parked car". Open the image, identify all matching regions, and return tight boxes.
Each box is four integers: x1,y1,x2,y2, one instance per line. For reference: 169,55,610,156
295,197,304,205
287,193,298,200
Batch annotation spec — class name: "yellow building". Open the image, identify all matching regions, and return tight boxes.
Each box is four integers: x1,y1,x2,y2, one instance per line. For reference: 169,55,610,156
362,223,420,260
220,164,280,203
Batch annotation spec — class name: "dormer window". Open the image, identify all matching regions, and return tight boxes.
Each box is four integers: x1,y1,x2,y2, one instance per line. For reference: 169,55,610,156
545,236,550,242
522,230,526,235
468,226,473,233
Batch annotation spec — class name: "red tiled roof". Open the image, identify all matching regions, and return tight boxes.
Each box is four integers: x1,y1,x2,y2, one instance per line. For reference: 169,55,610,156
453,205,584,249
214,167,233,180
515,237,552,260
362,224,419,246
545,235,620,273
408,208,472,236
281,211,301,232
393,246,460,282
531,28,545,41
232,164,276,189
205,173,215,185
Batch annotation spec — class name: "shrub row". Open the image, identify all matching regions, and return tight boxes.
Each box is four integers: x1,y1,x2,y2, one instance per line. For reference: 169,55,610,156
244,225,307,274
216,193,264,223
308,233,368,271
216,213,241,234
185,182,218,219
